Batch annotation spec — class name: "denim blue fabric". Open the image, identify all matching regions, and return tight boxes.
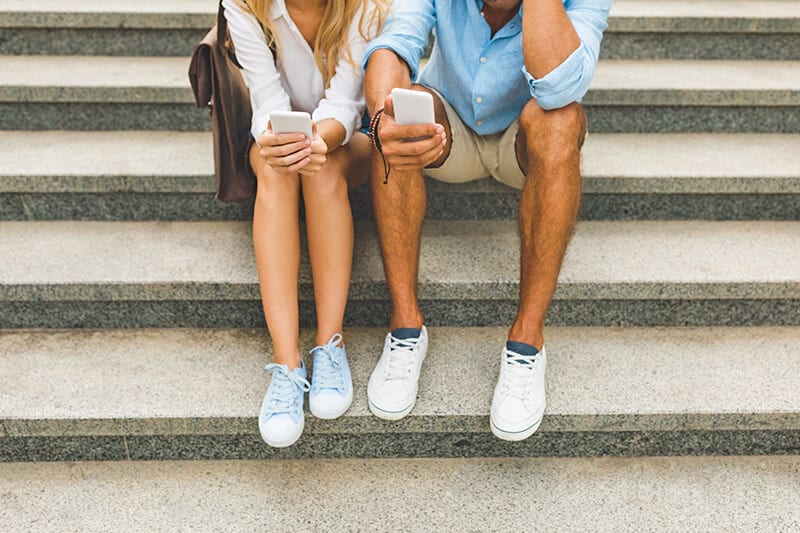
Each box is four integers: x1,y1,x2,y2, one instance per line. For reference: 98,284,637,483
363,0,610,135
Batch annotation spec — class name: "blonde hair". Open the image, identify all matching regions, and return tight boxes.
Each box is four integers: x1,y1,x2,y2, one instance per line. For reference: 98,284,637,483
237,0,389,88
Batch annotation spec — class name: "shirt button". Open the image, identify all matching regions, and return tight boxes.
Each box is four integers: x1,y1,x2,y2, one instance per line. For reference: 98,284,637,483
476,97,483,104
476,120,483,126
480,57,487,63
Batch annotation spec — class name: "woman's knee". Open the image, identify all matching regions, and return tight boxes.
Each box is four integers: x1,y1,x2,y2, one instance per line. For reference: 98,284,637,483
250,144,300,201
301,151,349,199
302,169,348,199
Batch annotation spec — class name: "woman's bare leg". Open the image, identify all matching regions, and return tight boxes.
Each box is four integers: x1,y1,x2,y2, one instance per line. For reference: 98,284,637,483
301,132,371,346
250,142,303,369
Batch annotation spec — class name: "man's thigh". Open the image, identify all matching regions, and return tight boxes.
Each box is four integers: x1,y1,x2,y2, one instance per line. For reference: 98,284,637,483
414,86,489,184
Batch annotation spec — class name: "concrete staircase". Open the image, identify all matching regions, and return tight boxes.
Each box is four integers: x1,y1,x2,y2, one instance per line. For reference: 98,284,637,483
1,0,799,530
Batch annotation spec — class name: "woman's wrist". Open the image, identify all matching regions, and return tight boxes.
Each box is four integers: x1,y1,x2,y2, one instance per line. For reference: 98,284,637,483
315,118,345,152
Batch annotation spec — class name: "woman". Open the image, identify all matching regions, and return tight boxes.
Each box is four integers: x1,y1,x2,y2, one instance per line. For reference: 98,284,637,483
223,0,388,447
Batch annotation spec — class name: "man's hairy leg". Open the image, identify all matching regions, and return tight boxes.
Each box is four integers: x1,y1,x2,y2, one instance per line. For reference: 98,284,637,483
509,99,587,349
364,50,450,329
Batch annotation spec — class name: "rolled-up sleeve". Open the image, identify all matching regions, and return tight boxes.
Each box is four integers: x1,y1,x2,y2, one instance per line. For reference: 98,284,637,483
523,0,611,110
362,0,436,80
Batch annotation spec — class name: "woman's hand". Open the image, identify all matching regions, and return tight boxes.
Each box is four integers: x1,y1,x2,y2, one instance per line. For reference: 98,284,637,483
256,122,312,174
298,122,328,176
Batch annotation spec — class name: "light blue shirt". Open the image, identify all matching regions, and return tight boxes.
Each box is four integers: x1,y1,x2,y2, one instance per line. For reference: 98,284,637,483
363,0,611,135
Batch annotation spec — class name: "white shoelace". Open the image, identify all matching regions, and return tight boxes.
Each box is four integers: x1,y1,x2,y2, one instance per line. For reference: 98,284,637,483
384,334,422,380
502,350,538,401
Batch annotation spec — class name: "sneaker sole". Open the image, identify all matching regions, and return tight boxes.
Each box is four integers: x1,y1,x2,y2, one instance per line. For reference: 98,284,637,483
309,388,354,420
490,414,543,442
368,397,416,421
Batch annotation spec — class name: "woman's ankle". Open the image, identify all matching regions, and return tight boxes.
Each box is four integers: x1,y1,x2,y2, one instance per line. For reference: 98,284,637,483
273,351,303,370
315,329,345,347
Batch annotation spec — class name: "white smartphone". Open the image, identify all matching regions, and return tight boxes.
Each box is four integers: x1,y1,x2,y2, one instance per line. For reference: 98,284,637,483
391,88,435,125
269,110,313,139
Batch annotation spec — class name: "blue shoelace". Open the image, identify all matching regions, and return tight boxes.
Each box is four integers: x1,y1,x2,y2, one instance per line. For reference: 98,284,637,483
310,334,345,392
264,363,310,417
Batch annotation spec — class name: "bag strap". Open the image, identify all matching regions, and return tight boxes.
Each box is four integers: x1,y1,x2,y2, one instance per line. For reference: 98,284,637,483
217,0,228,41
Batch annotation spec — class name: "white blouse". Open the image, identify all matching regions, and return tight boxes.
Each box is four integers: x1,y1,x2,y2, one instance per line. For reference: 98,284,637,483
222,0,370,144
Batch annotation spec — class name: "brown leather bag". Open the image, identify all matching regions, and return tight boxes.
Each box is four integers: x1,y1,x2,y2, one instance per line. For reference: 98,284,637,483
188,1,255,202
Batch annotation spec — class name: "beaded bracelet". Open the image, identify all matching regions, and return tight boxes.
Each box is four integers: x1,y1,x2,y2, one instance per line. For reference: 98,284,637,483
368,108,391,184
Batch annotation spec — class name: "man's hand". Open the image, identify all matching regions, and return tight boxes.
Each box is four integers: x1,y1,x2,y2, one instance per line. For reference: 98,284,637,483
257,122,312,174
379,95,446,171
298,122,328,176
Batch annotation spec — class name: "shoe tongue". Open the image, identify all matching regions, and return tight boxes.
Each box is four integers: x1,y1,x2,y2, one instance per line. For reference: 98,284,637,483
392,327,421,340
506,341,539,365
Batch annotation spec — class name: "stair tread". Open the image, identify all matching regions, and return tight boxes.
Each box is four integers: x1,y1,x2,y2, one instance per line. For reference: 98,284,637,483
3,0,798,32
1,220,799,301
2,326,798,436
2,456,799,531
1,132,799,194
1,57,798,106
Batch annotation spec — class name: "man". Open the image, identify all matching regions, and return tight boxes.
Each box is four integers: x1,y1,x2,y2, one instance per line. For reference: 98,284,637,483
362,0,611,440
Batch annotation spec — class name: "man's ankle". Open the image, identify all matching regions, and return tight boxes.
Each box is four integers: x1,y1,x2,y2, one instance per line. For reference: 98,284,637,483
507,323,545,352
390,310,424,331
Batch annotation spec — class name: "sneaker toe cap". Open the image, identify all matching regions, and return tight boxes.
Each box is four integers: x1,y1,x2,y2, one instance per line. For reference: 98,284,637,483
259,413,303,447
371,380,418,412
309,388,352,418
491,397,545,432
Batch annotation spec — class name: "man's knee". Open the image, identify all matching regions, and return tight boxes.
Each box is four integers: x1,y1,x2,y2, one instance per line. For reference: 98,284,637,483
519,100,586,164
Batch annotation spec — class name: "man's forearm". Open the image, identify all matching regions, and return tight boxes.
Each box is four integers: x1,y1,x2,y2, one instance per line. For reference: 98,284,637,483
364,49,413,116
522,0,580,79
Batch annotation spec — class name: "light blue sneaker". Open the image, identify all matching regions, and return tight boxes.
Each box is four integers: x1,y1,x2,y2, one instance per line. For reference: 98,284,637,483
259,362,310,448
309,333,353,419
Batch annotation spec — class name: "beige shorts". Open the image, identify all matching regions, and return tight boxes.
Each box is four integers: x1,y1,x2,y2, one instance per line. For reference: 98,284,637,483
424,89,526,190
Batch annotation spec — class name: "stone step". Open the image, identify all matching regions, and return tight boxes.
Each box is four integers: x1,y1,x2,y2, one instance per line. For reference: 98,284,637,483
3,131,798,221
1,326,798,461
0,220,798,328
2,56,798,132
2,0,798,59
2,458,799,532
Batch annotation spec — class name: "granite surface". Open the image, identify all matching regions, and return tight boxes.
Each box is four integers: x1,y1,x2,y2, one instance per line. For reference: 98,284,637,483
119,430,800,459
602,33,800,60
4,103,797,133
0,457,798,531
1,298,799,328
3,57,799,107
3,0,799,32
1,220,799,302
2,431,799,462
586,106,800,133
0,103,209,131
0,28,205,56
2,326,799,437
4,132,799,194
4,31,799,60
4,191,799,222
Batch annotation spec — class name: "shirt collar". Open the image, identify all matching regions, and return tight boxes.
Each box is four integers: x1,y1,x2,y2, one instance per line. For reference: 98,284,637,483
269,0,286,20
473,1,524,35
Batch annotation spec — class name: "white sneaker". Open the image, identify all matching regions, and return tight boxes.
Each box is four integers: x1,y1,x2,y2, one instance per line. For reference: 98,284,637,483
490,344,547,441
367,326,429,420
